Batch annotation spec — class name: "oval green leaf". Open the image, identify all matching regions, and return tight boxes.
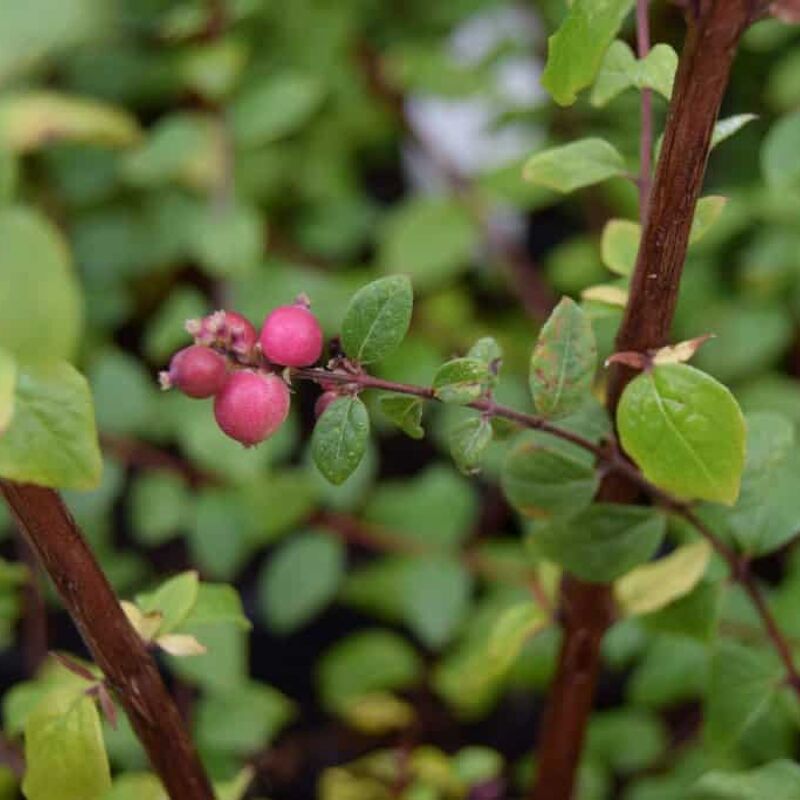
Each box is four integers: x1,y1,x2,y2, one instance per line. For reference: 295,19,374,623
0,206,82,361
530,504,666,583
502,433,599,519
530,297,597,418
312,396,370,485
433,358,489,405
341,276,413,364
0,360,102,490
259,532,345,634
617,364,746,505
523,138,626,193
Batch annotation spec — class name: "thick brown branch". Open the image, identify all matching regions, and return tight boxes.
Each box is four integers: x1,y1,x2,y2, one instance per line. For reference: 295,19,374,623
608,0,753,405
533,2,753,797
0,481,214,800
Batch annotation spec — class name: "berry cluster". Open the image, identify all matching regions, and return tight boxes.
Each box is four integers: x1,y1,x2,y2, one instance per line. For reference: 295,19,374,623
160,299,324,447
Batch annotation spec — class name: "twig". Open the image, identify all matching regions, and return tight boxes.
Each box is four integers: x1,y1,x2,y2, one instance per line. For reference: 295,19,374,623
0,482,214,800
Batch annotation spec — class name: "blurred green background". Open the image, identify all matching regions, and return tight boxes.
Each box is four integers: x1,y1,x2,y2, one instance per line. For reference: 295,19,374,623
2,1,800,798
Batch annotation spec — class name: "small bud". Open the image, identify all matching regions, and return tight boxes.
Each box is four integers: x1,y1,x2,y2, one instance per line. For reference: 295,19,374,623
213,370,291,446
260,303,324,367
315,391,338,418
165,345,227,398
185,310,258,357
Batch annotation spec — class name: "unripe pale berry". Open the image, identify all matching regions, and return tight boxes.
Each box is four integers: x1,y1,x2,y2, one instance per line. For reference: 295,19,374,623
315,390,338,418
185,310,258,357
260,304,323,367
161,345,227,398
213,370,290,446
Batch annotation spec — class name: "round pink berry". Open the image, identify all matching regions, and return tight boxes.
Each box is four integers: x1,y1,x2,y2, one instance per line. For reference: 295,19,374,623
260,304,323,367
164,345,227,398
213,371,290,446
314,391,338,418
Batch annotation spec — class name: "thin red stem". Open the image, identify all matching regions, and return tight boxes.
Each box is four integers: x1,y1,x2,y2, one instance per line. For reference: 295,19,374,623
637,0,653,221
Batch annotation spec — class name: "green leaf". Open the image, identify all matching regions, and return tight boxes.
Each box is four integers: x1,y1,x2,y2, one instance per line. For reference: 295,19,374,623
379,395,424,439
0,206,82,361
523,138,626,193
615,541,711,616
229,72,325,147
541,0,635,106
617,364,746,505
601,219,640,276
403,558,472,649
586,709,668,774
103,773,166,800
705,640,783,753
591,41,677,106
341,276,413,364
690,760,800,800
136,571,199,636
188,201,262,278
378,197,478,291
364,465,478,550
195,682,293,755
638,44,679,99
449,416,492,476
0,92,140,153
711,114,759,150
762,111,800,188
259,532,345,633
433,358,490,405
467,337,503,369
601,197,723,278
0,348,16,435
122,113,223,192
23,690,111,800
0,0,113,84
502,433,598,519
317,629,422,712
689,196,727,244
0,360,101,490
721,412,800,555
129,471,189,546
311,396,370,485
179,584,251,631
531,504,666,582
530,297,597,418
487,602,549,675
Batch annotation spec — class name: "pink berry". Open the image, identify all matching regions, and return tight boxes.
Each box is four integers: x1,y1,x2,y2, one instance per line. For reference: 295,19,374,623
223,311,258,356
213,371,290,446
260,304,323,367
162,345,227,398
315,391,338,418
185,310,258,357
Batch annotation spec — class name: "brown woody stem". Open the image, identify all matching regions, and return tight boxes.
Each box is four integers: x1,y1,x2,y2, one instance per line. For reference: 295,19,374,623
533,1,754,797
0,481,215,800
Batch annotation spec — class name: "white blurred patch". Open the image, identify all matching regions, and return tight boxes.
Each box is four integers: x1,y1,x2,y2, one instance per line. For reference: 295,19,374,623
404,3,545,187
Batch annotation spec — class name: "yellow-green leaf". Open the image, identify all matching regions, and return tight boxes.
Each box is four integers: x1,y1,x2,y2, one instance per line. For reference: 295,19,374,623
23,689,111,800
0,348,16,434
617,364,746,505
0,91,140,153
615,540,712,616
